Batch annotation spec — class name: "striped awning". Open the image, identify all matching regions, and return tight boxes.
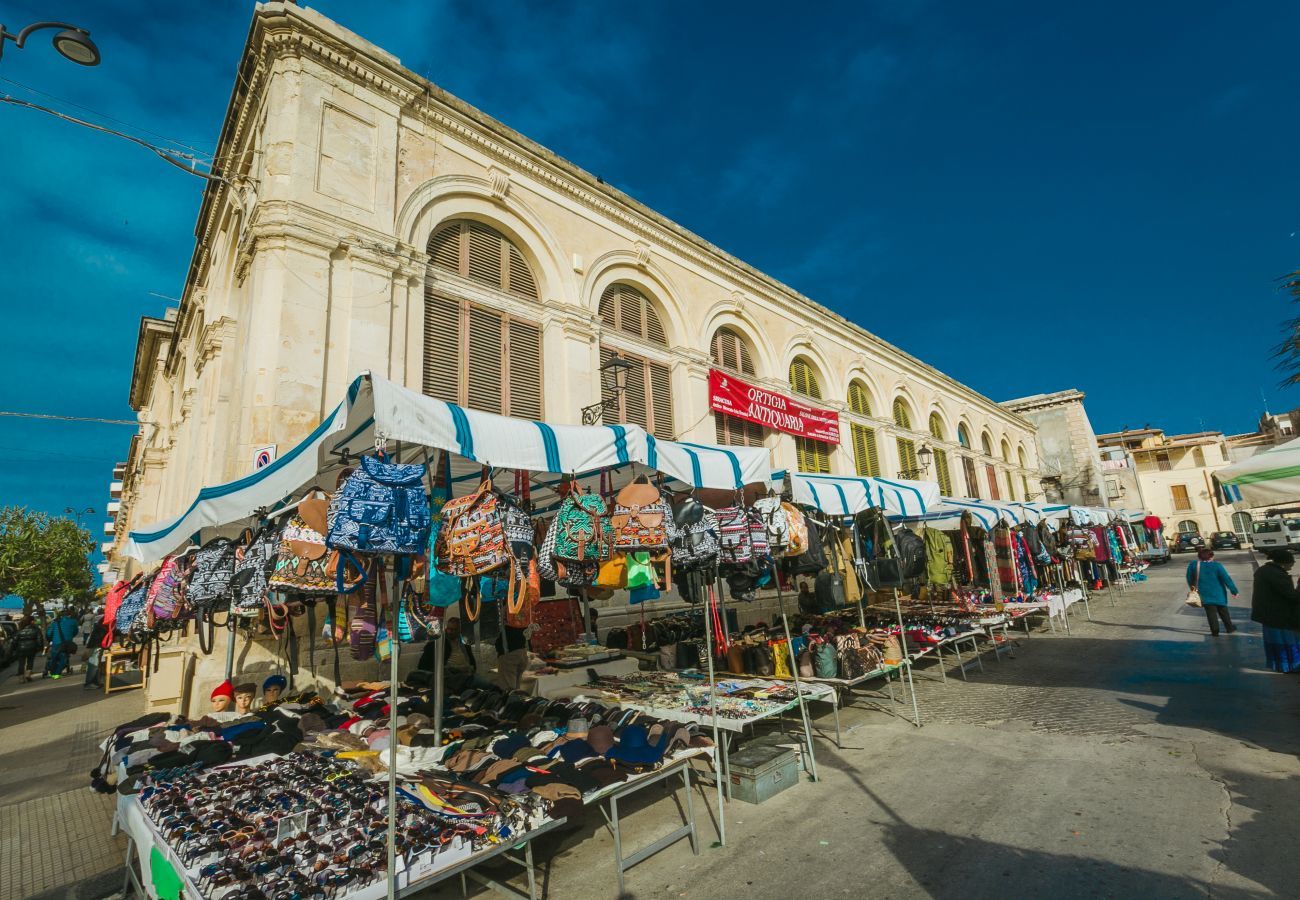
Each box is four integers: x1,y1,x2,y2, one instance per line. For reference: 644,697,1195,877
125,373,771,563
1217,435,1300,509
783,472,940,518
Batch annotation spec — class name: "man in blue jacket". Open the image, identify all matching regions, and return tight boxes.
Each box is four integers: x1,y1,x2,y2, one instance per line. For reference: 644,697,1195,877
44,610,79,678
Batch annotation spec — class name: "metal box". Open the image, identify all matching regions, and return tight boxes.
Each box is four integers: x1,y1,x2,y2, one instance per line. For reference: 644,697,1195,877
728,743,798,804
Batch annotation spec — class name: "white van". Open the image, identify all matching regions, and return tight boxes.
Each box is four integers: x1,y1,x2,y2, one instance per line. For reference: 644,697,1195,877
1250,516,1300,550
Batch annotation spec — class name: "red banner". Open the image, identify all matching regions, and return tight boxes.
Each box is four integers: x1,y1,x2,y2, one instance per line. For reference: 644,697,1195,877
708,369,840,444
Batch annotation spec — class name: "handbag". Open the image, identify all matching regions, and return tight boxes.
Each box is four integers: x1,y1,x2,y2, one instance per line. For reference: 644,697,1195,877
610,477,673,551
1185,561,1203,607
269,493,341,595
436,479,511,578
596,553,628,589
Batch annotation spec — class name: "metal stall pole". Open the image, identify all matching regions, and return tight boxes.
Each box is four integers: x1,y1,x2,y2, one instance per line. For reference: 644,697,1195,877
893,587,922,727
703,571,726,846
432,619,445,746
772,576,819,781
387,566,401,900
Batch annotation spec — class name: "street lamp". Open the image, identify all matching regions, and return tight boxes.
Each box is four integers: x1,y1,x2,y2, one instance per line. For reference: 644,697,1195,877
581,356,635,425
917,443,934,476
0,22,100,65
64,506,94,525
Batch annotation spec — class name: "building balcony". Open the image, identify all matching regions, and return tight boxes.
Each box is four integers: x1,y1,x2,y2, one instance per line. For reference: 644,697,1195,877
107,500,121,516
102,521,115,536
109,481,123,498
101,541,114,554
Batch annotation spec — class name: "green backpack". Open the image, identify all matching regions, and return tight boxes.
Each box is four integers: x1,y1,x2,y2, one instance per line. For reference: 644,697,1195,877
813,642,839,679
551,492,612,562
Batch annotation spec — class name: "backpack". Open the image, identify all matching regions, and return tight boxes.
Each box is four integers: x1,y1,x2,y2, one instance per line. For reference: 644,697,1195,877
185,536,239,613
231,525,282,614
753,498,789,553
551,492,611,563
326,454,432,556
269,493,339,595
716,506,753,564
435,480,511,578
746,507,770,558
115,574,153,641
610,478,673,552
894,527,927,581
146,554,189,626
788,517,828,574
673,509,719,571
782,502,809,557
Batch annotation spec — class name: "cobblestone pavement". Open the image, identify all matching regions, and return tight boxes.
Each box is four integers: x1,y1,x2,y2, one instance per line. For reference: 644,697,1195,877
0,658,143,899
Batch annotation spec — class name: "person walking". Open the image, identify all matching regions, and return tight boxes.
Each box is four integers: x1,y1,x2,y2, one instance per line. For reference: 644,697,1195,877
43,610,78,679
84,617,109,690
12,615,44,682
1251,548,1300,672
1187,548,1238,636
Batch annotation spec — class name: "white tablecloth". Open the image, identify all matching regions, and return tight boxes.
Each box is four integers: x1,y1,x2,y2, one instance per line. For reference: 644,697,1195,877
527,656,641,698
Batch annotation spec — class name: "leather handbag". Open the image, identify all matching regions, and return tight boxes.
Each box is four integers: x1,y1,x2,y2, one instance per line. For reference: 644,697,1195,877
611,477,672,551
1185,561,1203,607
269,493,339,595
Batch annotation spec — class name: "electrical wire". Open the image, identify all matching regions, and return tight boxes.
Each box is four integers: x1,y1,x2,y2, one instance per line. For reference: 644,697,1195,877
1,94,233,185
0,412,136,425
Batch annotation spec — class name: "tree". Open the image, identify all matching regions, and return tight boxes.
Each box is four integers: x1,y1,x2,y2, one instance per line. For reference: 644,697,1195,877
0,506,95,616
1274,268,1300,386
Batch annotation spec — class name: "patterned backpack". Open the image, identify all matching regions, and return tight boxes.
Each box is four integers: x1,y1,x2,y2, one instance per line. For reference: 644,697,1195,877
550,491,611,563
326,454,432,556
231,525,282,614
269,493,337,595
146,554,189,627
747,507,770,557
435,480,511,577
753,497,790,553
114,575,149,636
670,494,719,572
185,536,239,613
716,506,752,564
610,478,673,552
782,502,809,557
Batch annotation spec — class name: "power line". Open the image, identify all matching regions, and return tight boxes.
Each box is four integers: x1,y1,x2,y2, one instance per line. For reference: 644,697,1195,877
0,412,136,426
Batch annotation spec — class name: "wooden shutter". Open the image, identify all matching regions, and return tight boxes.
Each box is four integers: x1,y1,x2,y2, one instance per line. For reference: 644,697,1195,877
506,244,538,300
466,306,503,412
508,319,542,419
1021,473,1031,500
1171,484,1191,511
623,357,648,430
711,327,754,375
892,399,912,430
422,294,461,403
934,448,953,495
428,224,461,274
648,361,673,438
986,464,1001,501
599,284,668,346
426,219,539,301
848,382,872,417
617,288,644,339
796,437,830,474
897,437,918,477
851,422,880,477
465,222,502,286
963,456,980,498
716,413,764,447
1005,470,1017,501
789,358,821,400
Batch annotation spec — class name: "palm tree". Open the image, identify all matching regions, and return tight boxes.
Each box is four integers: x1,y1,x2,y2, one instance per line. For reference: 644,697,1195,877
1274,268,1300,386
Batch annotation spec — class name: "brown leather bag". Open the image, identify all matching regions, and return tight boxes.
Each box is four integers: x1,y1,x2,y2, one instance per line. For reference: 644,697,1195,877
610,477,669,551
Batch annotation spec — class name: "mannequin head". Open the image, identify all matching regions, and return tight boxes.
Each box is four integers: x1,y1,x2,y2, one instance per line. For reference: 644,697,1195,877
210,680,234,713
233,683,256,714
262,674,287,705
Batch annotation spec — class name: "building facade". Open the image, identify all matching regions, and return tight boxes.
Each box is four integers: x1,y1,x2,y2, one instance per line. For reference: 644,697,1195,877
1001,389,1107,506
1096,428,1244,540
105,3,1041,573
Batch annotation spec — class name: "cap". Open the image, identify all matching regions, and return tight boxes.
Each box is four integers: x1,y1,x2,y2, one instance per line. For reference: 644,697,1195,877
210,680,234,701
263,674,287,691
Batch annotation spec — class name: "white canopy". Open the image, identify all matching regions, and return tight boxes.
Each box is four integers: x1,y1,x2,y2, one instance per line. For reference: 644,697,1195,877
783,472,940,518
1069,506,1117,526
126,373,772,563
903,497,1031,530
1014,502,1072,525
1217,436,1300,509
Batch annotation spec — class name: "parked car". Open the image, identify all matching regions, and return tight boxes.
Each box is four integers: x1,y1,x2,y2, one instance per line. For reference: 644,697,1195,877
1210,531,1241,550
1172,532,1206,553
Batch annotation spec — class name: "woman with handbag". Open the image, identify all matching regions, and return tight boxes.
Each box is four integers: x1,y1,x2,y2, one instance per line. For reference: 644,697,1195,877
1186,548,1238,636
1252,549,1300,672
13,615,44,682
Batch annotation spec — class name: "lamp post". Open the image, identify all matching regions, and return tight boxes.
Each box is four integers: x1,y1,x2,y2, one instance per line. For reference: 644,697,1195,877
917,443,934,477
64,506,94,525
580,356,635,425
0,22,100,65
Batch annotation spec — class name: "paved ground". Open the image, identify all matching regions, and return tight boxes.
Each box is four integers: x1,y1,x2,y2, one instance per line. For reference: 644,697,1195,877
5,550,1299,898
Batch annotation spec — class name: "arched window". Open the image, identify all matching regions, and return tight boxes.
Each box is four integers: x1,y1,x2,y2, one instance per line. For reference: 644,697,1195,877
1231,511,1252,539
980,431,993,457
847,380,880,477
711,327,764,447
928,413,952,495
957,424,977,495
1018,445,1030,500
423,220,543,418
789,358,829,473
957,423,971,448
1178,520,1200,534
599,284,673,438
893,398,918,478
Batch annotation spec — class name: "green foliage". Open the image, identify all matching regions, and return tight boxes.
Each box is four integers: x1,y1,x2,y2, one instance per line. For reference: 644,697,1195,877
0,506,95,614
1275,269,1300,387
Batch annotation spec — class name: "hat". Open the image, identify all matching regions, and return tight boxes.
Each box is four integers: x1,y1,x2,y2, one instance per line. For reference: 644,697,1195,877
491,733,531,759
586,725,616,755
531,729,560,747
233,682,256,696
605,724,668,767
263,674,287,691
210,680,234,701
565,718,589,738
555,739,599,764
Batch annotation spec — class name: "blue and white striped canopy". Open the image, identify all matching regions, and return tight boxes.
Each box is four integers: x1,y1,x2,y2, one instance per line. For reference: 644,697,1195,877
782,472,940,518
1014,502,1072,525
1069,506,1118,526
903,498,1029,530
125,373,771,563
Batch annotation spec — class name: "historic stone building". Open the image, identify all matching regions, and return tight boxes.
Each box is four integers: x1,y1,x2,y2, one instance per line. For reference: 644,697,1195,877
106,2,1041,576
1002,390,1108,507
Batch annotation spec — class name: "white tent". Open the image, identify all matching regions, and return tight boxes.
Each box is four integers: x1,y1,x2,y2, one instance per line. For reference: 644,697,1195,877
783,471,940,518
1217,436,1300,509
125,373,772,563
902,497,1029,530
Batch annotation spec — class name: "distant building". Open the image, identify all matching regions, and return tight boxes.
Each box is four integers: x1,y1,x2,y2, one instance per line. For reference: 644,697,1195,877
1002,390,1108,506
1226,410,1300,464
1096,428,1247,539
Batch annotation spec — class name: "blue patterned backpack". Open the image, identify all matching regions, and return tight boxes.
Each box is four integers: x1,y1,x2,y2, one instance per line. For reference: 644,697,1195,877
327,454,432,556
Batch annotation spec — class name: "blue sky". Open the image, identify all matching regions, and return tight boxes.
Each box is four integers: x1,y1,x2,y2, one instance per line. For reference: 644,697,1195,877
2,1,1299,544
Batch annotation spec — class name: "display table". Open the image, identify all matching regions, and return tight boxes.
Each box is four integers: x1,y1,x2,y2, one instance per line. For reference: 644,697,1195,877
527,656,641,698
114,792,565,900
